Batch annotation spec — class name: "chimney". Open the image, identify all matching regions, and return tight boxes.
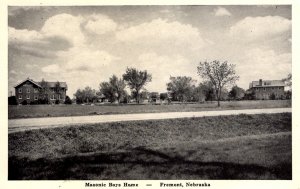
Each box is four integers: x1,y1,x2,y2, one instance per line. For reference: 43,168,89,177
259,79,262,86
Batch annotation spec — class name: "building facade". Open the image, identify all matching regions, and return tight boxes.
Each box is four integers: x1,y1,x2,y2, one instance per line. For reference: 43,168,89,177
14,78,68,104
248,79,285,100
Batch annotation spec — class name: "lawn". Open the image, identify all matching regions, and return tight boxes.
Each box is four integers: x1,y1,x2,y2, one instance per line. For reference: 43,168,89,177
9,113,292,180
8,100,291,119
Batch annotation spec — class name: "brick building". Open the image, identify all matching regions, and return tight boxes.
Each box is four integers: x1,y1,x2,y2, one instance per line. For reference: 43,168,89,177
14,78,67,104
248,79,285,100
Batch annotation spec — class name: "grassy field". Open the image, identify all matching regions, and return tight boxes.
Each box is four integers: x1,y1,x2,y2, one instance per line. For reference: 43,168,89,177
8,100,291,119
9,113,291,180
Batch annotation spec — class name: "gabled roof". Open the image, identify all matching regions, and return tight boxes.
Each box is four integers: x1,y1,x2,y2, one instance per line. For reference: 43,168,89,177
14,78,68,89
37,82,68,88
14,78,42,88
250,80,285,88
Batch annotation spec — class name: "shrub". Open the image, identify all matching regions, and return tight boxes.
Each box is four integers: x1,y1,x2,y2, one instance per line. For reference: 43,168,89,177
269,93,276,100
29,100,39,105
64,96,72,104
8,96,17,105
21,100,28,105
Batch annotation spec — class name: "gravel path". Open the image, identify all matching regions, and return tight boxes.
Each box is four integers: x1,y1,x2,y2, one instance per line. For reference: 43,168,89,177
8,108,291,133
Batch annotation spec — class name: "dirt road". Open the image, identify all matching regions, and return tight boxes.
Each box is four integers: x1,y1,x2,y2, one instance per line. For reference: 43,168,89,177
8,108,291,133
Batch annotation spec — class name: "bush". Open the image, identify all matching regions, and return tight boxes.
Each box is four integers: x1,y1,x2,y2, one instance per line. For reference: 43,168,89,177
269,93,276,100
64,96,72,104
8,96,17,105
21,100,28,105
38,98,49,104
30,101,39,105
55,100,60,104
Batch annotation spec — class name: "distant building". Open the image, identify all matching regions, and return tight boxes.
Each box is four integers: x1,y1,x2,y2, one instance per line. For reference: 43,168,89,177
14,78,67,104
248,79,285,100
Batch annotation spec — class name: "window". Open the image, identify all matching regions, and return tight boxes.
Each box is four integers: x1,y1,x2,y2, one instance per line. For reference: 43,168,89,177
18,88,22,93
58,94,61,100
34,88,38,93
52,88,55,93
27,88,30,93
51,94,55,100
34,95,38,100
19,95,22,99
26,95,30,99
264,88,266,91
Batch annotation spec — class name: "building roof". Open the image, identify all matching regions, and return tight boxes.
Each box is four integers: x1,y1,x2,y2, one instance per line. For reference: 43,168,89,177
249,80,285,88
37,81,68,88
14,78,67,89
14,78,42,88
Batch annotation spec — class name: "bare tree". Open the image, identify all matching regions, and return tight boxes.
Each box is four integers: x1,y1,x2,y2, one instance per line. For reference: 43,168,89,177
282,73,292,89
197,60,239,107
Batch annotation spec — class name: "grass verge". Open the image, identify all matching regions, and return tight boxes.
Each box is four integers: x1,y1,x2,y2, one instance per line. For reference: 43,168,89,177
9,113,291,180
9,100,291,119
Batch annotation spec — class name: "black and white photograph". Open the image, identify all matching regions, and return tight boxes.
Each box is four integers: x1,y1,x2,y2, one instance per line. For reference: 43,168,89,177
2,1,298,187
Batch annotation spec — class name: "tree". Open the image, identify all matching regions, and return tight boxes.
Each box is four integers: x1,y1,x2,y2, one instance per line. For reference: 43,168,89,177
159,93,169,101
197,60,239,107
64,96,72,104
39,79,50,104
166,76,196,102
198,81,215,101
228,86,245,100
123,68,152,104
282,73,292,91
74,86,97,104
54,81,61,103
100,75,126,103
244,90,256,100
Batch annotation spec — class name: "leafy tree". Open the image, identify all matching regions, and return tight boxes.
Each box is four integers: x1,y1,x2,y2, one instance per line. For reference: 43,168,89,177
39,79,50,104
64,96,72,104
269,93,276,100
244,90,256,100
228,86,245,100
159,93,169,101
54,81,61,103
166,76,196,102
191,85,206,102
100,75,126,103
197,60,239,107
74,86,97,104
123,68,152,103
198,81,215,101
285,90,292,100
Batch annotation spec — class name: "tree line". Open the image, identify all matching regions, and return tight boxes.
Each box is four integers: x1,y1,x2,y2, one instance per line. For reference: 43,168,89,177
74,60,242,107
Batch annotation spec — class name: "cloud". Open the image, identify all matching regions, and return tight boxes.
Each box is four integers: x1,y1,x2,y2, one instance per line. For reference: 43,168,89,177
84,14,118,35
116,18,206,53
214,7,232,16
57,47,118,72
8,26,73,58
230,16,291,41
41,64,60,73
41,13,85,45
137,52,196,92
234,48,291,89
10,70,17,75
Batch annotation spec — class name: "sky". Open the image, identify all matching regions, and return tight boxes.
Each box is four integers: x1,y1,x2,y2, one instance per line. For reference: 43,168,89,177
8,5,291,97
